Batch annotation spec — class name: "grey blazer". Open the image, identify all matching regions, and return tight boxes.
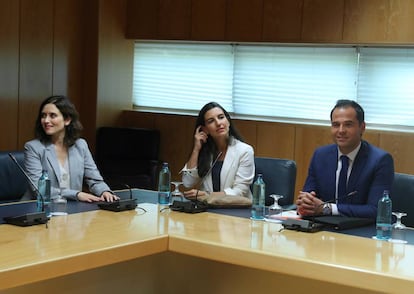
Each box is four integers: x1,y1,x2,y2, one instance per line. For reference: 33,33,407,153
22,138,111,201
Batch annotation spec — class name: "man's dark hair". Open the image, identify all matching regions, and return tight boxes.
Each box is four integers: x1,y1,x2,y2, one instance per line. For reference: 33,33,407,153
330,99,365,124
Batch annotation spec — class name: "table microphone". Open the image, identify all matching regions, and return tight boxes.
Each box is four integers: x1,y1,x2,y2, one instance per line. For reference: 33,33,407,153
94,181,137,212
170,152,222,213
4,153,48,227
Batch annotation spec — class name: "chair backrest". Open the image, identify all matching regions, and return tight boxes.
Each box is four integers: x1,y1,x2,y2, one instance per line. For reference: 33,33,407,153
253,157,297,206
391,172,414,227
0,151,28,202
95,127,161,190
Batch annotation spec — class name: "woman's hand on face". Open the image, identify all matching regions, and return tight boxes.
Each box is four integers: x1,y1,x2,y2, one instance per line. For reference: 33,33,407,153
194,125,208,151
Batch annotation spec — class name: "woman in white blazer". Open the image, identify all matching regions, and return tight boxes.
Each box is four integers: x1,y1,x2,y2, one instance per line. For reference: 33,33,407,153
22,95,119,203
181,102,255,206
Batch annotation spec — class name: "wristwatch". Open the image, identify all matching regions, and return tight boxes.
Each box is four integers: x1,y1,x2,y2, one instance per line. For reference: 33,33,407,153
322,203,332,215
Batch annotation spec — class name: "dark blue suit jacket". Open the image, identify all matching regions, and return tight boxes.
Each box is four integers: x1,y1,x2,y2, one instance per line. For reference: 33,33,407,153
303,140,394,219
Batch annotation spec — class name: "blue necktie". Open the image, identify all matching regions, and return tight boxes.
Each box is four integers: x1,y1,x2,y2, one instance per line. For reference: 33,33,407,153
338,155,349,201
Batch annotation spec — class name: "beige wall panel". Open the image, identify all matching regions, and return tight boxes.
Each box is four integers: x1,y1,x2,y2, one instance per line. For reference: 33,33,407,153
18,0,54,148
363,130,380,148
234,119,258,153
191,0,227,41
158,0,191,40
154,114,195,180
0,0,19,150
226,0,263,42
262,0,303,42
387,0,414,42
380,132,414,174
294,125,331,195
256,121,295,159
125,0,158,39
343,0,388,43
301,0,344,42
53,0,85,107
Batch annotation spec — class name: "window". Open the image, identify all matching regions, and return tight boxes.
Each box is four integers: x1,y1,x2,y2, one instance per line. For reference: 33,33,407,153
133,43,234,112
133,42,414,130
358,48,414,128
233,46,357,121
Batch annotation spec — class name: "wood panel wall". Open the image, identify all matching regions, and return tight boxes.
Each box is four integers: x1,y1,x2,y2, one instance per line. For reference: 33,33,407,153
0,0,131,152
126,0,414,43
0,0,20,149
0,0,91,150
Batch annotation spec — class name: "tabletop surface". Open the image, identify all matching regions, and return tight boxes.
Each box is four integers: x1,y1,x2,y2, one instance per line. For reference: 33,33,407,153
1,189,414,293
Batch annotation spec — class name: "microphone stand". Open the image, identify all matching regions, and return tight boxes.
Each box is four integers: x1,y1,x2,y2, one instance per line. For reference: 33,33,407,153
170,151,222,213
5,153,48,227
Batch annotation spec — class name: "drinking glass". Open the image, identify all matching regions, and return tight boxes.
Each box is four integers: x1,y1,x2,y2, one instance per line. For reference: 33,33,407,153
265,194,283,222
51,195,68,216
389,212,408,244
170,181,184,203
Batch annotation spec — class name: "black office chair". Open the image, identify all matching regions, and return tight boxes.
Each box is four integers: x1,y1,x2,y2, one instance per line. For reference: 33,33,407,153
95,127,161,190
0,151,28,203
391,172,414,227
253,157,297,207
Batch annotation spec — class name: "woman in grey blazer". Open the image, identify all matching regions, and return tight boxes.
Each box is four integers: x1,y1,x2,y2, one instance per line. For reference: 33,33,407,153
22,95,119,202
181,102,255,206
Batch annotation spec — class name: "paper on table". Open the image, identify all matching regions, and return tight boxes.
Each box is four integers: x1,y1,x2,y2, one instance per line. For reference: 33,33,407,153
264,210,301,223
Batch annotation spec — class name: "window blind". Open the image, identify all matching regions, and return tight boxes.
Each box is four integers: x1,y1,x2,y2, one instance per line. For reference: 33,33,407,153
358,47,414,127
132,42,414,130
133,43,234,112
233,46,357,121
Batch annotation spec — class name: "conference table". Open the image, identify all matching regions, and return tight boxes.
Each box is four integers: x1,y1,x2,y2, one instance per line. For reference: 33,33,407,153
1,189,414,294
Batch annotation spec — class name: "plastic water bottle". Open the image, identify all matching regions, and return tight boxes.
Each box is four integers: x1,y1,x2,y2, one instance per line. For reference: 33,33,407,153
375,190,392,240
38,170,51,217
251,174,265,220
158,162,171,205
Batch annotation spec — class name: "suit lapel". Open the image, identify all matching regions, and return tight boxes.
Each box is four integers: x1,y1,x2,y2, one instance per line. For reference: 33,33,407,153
326,146,339,198
44,144,61,183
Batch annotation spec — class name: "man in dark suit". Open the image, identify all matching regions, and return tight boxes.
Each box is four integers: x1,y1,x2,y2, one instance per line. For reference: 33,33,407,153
296,100,394,219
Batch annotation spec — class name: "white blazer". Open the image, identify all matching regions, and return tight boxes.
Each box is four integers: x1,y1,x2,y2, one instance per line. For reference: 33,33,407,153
181,138,255,199
22,138,111,201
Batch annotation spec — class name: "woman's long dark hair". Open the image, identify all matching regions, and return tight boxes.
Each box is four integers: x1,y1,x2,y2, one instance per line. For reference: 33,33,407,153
195,102,244,177
34,95,83,147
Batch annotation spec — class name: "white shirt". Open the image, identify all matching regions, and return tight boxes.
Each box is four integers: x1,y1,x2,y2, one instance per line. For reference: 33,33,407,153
59,159,70,190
